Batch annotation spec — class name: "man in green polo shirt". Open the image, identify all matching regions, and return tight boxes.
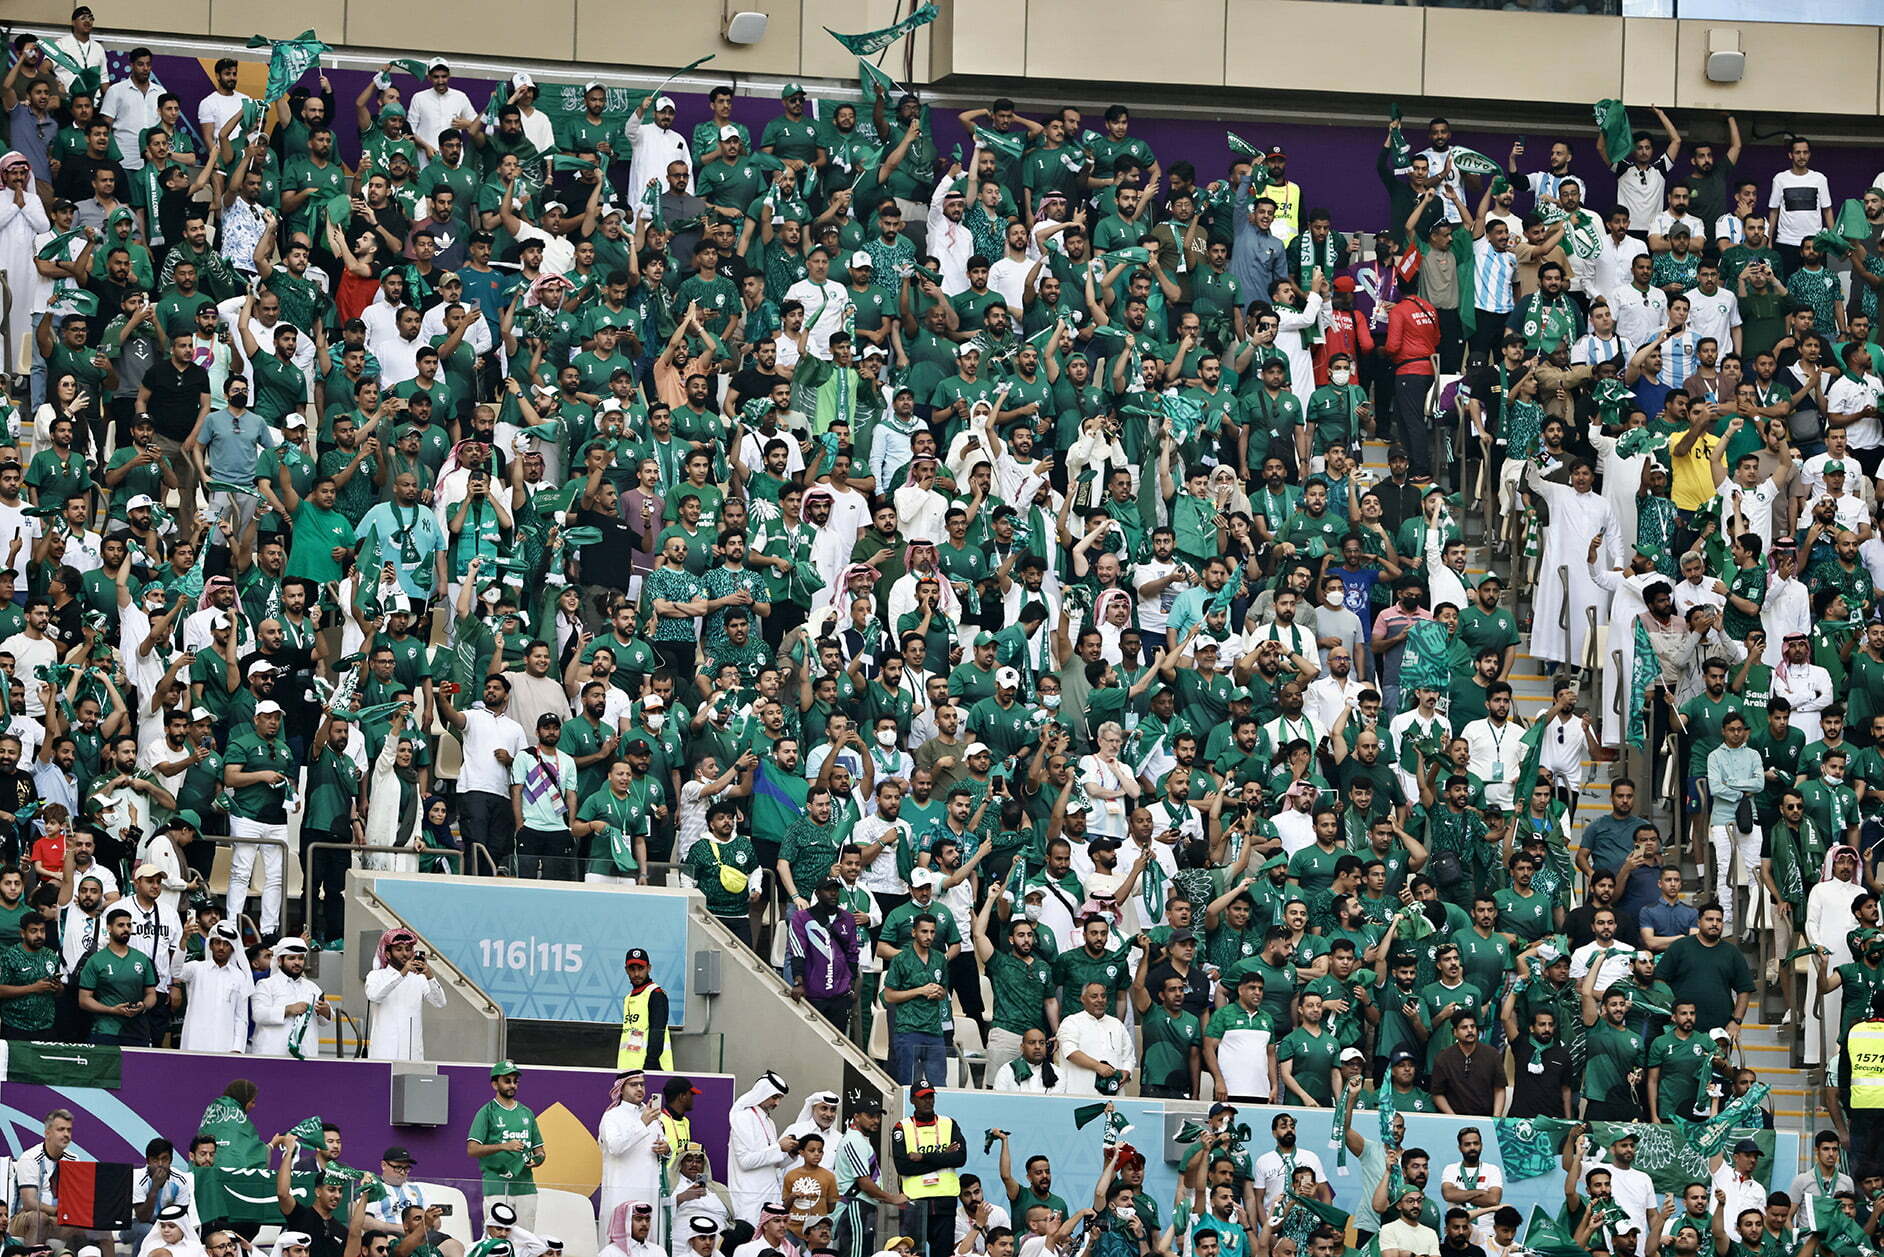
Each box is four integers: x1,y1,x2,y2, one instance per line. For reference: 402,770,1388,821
221,699,295,937
575,759,649,884
973,893,1053,1084
467,1060,544,1223
77,905,156,1044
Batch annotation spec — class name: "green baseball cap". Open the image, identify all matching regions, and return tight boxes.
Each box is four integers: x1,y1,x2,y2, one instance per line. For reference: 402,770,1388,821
490,1059,520,1078
973,631,995,647
779,81,805,99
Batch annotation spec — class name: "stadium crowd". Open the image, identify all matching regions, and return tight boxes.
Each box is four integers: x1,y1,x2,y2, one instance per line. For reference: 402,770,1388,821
4,10,1884,1256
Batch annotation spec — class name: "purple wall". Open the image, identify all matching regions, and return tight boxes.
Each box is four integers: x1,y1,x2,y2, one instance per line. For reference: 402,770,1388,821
0,1050,733,1212
134,49,1884,236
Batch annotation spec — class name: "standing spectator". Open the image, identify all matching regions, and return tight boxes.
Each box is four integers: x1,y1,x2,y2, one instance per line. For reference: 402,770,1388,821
467,1061,545,1227
363,929,444,1062
788,877,860,1034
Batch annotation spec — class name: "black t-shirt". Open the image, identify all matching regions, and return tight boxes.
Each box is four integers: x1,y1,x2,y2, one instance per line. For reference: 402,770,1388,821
574,506,635,591
284,1204,348,1257
729,367,789,410
139,360,211,443
1507,1036,1574,1120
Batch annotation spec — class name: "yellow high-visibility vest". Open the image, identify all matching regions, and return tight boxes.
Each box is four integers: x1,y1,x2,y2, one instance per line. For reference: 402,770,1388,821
617,984,673,1070
1852,1021,1884,1108
898,1116,960,1200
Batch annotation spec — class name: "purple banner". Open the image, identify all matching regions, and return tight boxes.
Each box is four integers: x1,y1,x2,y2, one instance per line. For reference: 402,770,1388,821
0,1050,733,1212
121,46,1884,240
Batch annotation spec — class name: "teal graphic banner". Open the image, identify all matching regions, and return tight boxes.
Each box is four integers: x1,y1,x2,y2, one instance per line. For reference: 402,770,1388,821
371,876,688,1024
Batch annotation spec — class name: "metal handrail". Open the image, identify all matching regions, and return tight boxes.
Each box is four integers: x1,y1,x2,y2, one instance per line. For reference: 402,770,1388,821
354,879,508,1054
1557,565,1571,635
302,842,463,939
1610,648,1623,719
1583,606,1599,673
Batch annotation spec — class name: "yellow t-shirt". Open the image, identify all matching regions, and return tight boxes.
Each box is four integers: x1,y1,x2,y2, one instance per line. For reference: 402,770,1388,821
1668,430,1722,512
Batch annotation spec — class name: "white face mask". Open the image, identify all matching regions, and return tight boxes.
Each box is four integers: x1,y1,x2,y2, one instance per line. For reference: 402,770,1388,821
1043,694,1062,709
875,728,898,747
1023,903,1043,921
1325,591,1343,608
644,712,664,732
1330,368,1352,385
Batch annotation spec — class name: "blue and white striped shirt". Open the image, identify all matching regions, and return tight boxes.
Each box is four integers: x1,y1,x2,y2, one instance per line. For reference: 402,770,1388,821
1473,239,1518,314
1571,332,1633,368
1660,330,1701,389
1714,213,1745,246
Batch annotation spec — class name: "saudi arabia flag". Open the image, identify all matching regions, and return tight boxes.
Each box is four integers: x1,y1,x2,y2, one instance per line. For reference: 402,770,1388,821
0,1041,121,1088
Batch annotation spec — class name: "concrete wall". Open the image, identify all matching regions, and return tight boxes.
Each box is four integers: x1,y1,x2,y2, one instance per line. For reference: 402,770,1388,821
23,0,1884,120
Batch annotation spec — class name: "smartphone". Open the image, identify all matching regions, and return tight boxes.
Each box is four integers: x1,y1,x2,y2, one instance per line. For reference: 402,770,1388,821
437,1205,453,1217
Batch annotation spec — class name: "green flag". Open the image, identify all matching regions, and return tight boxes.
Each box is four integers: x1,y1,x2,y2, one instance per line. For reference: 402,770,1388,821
1102,246,1154,267
1689,1084,1773,1159
1397,619,1454,696
288,1115,326,1144
1627,619,1656,749
1587,1122,1717,1193
974,126,1024,162
824,3,940,55
858,58,900,101
194,1165,302,1225
246,30,331,106
1812,1193,1872,1256
388,58,433,78
1836,198,1873,240
1284,1192,1349,1231
199,1094,270,1165
1593,100,1634,162
1493,1116,1573,1181
1072,1102,1110,1129
750,759,809,850
1227,132,1259,159
0,1040,120,1088
1522,1206,1589,1257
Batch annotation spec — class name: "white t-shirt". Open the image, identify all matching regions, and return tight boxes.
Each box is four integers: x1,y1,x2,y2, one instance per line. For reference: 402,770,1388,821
1253,1148,1326,1205
1438,1160,1506,1200
1768,169,1833,246
1719,477,1783,550
458,705,528,797
1133,558,1186,635
1681,286,1741,348
1827,374,1884,449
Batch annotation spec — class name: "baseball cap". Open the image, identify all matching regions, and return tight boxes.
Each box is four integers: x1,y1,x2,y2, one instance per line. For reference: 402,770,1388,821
973,631,995,647
849,250,874,270
285,414,308,430
381,1146,416,1166
719,125,740,140
964,742,992,759
247,660,279,678
189,706,214,723
1167,927,1197,944
1087,835,1122,852
955,343,980,358
133,862,164,880
164,809,203,832
654,95,676,111
1733,1138,1761,1155
1208,1102,1237,1117
490,1060,521,1079
1332,275,1356,292
254,700,283,715
909,868,938,890
125,493,157,511
1339,1047,1366,1064
1827,459,1848,474
994,666,1021,688
779,81,805,99
625,948,651,966
1389,1048,1419,1065
1265,145,1286,158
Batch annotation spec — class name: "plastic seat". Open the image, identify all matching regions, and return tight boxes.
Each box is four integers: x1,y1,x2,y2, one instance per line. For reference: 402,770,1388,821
532,1188,600,1257
406,1182,473,1247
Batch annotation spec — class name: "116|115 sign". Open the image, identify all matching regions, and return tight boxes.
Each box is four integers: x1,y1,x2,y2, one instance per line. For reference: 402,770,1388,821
371,877,689,1024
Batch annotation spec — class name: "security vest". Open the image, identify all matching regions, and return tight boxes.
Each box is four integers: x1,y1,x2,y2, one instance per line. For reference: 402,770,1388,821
617,983,674,1070
898,1116,960,1199
658,1109,693,1174
1852,1021,1884,1108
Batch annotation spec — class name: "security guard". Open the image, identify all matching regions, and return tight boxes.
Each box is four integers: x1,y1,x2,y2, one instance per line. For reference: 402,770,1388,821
617,947,673,1070
1844,991,1884,1168
889,1076,966,1257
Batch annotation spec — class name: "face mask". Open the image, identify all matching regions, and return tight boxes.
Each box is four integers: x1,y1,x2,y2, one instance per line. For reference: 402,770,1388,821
645,713,664,732
1043,695,1062,710
1330,368,1352,385
1325,592,1343,608
875,728,898,747
1023,903,1043,921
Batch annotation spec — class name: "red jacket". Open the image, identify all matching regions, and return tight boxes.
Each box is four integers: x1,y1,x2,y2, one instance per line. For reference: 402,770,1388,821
1312,311,1377,386
1385,296,1440,376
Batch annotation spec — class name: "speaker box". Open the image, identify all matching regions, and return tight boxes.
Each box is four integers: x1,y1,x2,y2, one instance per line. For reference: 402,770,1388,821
1706,29,1745,83
725,10,768,43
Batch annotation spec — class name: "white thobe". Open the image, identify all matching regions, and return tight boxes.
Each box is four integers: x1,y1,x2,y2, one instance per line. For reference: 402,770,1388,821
1806,876,1866,1065
598,1104,665,1249
0,193,49,375
1525,465,1619,666
727,1104,790,1223
248,971,327,1056
363,968,446,1061
1773,661,1834,743
629,122,693,198
1590,565,1661,747
173,957,255,1053
1587,426,1650,554
1761,578,1810,664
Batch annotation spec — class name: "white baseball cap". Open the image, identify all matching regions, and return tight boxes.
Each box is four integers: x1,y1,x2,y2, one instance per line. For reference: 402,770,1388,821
655,95,676,111
994,667,1021,689
964,741,992,758
719,124,740,140
848,250,874,270
254,700,284,715
125,493,157,511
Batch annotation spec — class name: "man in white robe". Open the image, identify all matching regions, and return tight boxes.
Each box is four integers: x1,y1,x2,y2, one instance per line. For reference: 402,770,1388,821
727,1071,795,1224
249,937,331,1056
598,1071,668,1250
1525,458,1620,673
1589,545,1665,747
171,921,254,1053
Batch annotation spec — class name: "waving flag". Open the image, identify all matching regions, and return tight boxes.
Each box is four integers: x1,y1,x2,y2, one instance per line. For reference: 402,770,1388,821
1446,147,1501,176
825,4,940,55
1521,1206,1589,1257
246,30,330,106
1494,1116,1572,1181
1227,132,1259,159
1593,99,1633,161
1397,619,1454,697
750,760,809,852
33,41,100,97
1627,619,1656,749
973,126,1025,161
